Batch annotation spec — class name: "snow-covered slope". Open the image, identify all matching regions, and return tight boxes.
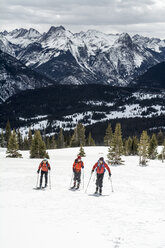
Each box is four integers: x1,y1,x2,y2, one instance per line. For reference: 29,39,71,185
132,34,165,53
130,61,165,88
0,146,165,248
0,34,15,56
0,50,53,101
1,26,165,86
0,84,165,136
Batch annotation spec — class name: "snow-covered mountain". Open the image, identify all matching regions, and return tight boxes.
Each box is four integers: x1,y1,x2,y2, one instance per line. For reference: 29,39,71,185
132,34,165,53
1,26,165,86
131,61,165,88
0,50,53,102
0,34,15,57
3,28,41,49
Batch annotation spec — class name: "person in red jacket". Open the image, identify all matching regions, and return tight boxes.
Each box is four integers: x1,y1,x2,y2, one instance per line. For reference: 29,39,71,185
37,158,51,188
71,155,84,189
92,157,111,195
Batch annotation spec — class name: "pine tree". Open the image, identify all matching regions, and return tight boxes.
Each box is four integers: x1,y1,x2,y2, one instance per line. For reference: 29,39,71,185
0,129,5,147
107,123,124,165
104,123,113,146
132,136,139,155
87,132,95,146
6,130,22,158
39,139,49,158
148,134,158,159
138,130,149,166
28,129,33,149
162,139,165,162
158,139,165,162
57,128,65,148
70,124,86,147
77,124,86,146
70,127,78,147
78,144,86,157
157,130,164,145
23,137,29,150
46,136,51,149
50,136,56,149
30,130,49,158
65,134,72,147
17,129,24,150
5,120,11,145
124,137,133,155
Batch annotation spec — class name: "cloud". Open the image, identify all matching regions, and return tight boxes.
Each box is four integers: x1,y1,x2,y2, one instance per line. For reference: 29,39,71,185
0,0,165,38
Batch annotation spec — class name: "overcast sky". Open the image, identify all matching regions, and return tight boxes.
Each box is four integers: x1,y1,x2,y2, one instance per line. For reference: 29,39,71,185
1,0,165,38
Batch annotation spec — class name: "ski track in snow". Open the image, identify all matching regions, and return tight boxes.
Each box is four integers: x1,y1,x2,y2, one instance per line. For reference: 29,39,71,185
0,147,165,248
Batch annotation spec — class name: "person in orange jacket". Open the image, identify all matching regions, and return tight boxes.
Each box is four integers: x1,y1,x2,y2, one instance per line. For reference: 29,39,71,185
37,158,51,188
92,157,111,195
71,155,84,189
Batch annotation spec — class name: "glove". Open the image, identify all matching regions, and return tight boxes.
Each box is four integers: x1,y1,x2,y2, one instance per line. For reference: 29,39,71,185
91,170,94,173
37,169,40,174
48,167,51,170
73,168,75,172
109,172,111,177
82,166,84,169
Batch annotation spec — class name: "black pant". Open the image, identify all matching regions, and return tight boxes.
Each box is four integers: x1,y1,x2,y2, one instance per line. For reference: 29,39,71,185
74,171,81,183
40,171,48,187
96,173,104,189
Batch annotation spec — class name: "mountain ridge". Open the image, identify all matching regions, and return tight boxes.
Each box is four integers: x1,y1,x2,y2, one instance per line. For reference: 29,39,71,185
1,26,165,87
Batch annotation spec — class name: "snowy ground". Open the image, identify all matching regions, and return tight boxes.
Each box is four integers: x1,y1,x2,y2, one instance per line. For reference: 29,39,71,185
0,147,165,248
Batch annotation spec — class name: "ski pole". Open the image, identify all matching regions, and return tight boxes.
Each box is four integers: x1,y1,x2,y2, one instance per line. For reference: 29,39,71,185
69,172,74,188
85,173,93,193
82,169,84,189
49,171,51,189
109,176,114,192
36,172,39,188
93,171,96,182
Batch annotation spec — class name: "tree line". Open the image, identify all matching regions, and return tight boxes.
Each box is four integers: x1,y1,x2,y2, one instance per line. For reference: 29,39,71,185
0,120,165,164
105,123,165,165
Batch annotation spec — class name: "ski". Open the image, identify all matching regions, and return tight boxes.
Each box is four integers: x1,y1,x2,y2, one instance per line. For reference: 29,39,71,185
88,193,109,197
69,187,80,191
33,187,46,190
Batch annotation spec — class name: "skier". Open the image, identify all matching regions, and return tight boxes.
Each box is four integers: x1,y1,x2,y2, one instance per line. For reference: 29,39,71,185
71,155,84,190
37,158,51,188
91,157,111,195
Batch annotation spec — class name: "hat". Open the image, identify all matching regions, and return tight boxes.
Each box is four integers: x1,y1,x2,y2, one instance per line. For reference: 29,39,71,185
43,158,48,161
99,157,104,162
77,155,81,160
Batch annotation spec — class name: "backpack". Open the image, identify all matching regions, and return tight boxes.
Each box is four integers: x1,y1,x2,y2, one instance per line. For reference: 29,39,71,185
97,161,105,172
41,161,49,168
75,159,83,166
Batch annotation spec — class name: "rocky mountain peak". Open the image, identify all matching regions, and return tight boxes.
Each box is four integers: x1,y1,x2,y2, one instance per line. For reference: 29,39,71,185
48,26,65,34
14,28,29,38
115,33,133,48
27,28,41,38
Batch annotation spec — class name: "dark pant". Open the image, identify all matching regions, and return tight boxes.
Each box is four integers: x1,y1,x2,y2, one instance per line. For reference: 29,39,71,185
40,171,48,187
96,173,104,189
74,171,81,183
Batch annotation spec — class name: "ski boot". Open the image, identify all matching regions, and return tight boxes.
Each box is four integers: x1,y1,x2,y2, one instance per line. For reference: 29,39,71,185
76,183,80,190
99,188,102,195
94,187,98,194
71,181,76,189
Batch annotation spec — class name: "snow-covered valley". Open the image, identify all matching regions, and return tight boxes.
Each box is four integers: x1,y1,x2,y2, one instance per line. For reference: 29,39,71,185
0,147,165,248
